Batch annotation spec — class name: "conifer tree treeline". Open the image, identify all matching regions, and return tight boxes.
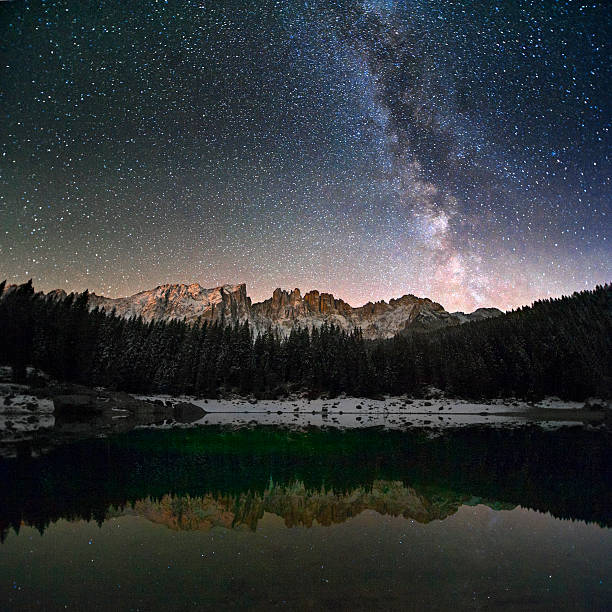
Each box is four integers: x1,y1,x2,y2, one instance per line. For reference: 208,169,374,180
0,281,610,400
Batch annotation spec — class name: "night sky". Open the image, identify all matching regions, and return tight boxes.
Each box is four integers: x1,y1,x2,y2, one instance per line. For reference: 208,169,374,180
1,0,610,312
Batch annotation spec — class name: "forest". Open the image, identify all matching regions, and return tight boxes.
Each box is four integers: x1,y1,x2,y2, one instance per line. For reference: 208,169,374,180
0,280,610,400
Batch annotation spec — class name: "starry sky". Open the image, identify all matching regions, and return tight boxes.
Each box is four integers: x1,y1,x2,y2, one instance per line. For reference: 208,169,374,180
1,0,610,312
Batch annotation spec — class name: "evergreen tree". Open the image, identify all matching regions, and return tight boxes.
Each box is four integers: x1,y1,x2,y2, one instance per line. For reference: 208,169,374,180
0,281,609,400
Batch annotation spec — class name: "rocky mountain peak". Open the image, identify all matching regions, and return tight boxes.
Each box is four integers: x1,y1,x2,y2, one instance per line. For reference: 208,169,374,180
24,281,503,339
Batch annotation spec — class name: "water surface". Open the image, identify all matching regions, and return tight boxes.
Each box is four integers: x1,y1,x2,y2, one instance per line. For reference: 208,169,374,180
1,425,610,610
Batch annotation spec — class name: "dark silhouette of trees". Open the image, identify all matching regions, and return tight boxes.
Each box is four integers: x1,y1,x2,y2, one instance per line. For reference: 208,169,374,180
0,282,610,400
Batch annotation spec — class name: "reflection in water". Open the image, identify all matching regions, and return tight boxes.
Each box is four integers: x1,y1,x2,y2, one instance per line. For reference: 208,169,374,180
108,480,516,531
1,424,610,537
3,506,610,611
0,425,611,611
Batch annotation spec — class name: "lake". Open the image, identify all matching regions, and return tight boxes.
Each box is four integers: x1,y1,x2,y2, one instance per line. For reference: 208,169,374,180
1,424,610,610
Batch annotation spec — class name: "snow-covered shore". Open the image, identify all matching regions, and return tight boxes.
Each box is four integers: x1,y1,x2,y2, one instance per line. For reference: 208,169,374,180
133,393,607,431
0,372,607,437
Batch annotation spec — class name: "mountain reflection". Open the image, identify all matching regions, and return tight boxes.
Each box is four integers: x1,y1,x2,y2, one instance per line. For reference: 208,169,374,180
108,481,515,532
1,425,610,540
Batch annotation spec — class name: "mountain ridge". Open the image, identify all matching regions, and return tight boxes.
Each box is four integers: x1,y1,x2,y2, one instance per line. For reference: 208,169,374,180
6,281,503,340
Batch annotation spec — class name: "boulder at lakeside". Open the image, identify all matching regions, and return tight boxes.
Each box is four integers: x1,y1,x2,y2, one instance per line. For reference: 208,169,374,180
50,388,207,424
173,401,208,423
53,394,102,415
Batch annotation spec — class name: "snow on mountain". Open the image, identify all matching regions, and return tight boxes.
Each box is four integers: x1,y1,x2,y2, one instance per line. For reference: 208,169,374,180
77,282,502,339
2,280,501,339
88,283,251,324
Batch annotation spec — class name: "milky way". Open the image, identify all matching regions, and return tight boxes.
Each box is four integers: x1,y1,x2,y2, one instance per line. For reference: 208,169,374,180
1,0,610,311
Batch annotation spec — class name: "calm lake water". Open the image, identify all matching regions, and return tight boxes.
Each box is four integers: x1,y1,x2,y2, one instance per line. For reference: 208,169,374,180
1,425,610,610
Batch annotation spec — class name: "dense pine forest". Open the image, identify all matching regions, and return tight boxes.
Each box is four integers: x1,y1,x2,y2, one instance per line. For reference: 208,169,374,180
0,281,610,400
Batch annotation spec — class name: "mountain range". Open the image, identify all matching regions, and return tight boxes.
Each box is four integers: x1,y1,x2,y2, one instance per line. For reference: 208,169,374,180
42,282,502,339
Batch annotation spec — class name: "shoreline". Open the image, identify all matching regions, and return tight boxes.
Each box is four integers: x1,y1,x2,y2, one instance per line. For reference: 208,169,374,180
1,379,609,459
